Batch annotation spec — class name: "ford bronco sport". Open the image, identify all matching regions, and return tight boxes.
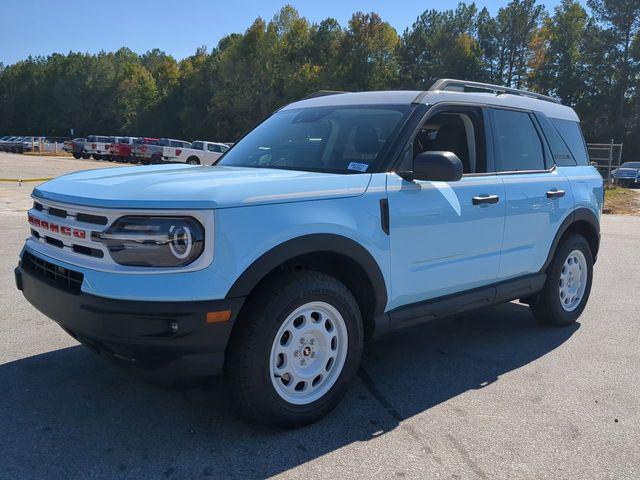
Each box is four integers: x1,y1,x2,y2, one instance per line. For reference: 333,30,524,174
15,80,603,427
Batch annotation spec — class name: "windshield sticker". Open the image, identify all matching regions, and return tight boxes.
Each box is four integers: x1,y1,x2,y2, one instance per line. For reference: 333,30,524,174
347,162,369,172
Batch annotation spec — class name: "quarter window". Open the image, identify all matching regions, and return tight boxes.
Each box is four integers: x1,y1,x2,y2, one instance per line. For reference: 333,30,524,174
551,119,589,166
492,109,545,172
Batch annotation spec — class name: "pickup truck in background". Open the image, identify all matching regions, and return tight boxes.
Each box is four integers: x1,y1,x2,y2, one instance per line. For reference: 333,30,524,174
136,138,228,165
136,138,191,164
107,136,138,163
84,135,115,160
190,141,230,165
130,137,160,163
63,138,88,159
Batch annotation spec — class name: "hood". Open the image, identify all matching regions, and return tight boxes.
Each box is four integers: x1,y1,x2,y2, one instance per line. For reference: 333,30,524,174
33,164,372,209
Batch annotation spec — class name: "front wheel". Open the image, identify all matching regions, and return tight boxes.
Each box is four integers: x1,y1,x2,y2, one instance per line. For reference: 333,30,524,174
225,271,363,428
531,234,593,326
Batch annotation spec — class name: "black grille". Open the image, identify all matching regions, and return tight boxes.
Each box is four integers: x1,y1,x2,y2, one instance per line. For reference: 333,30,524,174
22,251,83,292
32,201,108,226
48,207,67,218
76,212,108,226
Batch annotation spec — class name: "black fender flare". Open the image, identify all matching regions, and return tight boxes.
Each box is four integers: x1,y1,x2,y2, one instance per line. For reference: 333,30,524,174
542,207,600,271
225,234,388,315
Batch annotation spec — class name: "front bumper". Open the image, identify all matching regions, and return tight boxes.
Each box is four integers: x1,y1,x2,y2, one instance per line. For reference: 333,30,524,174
15,253,244,380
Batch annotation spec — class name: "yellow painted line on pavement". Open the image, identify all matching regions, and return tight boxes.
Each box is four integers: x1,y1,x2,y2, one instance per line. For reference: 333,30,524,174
0,178,53,182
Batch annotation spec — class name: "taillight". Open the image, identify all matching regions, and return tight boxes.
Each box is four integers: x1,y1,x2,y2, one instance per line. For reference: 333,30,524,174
176,149,182,156
92,143,97,149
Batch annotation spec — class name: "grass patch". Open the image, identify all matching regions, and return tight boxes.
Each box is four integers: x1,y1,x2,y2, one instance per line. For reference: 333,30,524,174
603,185,640,215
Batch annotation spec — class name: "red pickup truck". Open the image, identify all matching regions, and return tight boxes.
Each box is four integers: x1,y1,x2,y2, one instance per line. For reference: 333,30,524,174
107,137,140,163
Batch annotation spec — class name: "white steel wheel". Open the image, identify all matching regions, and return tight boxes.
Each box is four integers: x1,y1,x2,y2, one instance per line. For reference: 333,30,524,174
269,301,348,405
558,249,588,312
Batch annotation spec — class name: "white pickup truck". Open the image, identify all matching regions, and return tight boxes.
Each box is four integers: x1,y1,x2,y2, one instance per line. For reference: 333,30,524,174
84,135,115,160
137,138,229,165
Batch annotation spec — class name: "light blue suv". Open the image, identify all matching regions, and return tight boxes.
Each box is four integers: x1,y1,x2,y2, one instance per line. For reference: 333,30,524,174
15,79,603,427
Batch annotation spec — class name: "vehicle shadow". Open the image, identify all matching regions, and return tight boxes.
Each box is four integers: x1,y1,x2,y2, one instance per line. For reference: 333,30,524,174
0,302,578,479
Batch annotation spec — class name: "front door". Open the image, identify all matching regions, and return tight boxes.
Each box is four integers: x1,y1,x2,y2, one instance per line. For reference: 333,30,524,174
386,106,506,310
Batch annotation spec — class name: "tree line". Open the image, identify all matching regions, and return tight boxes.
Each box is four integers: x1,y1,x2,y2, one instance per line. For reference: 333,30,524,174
0,0,639,160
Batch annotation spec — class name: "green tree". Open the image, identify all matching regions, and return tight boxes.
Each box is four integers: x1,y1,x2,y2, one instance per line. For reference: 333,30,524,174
527,0,589,105
399,3,485,88
339,12,400,90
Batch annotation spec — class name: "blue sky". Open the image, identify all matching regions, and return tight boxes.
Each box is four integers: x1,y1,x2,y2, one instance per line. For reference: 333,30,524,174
0,0,562,66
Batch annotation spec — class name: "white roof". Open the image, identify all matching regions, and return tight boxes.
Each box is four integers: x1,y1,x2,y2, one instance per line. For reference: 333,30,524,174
282,89,579,122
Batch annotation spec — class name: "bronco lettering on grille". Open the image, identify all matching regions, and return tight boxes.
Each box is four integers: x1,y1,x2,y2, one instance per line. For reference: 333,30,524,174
28,215,86,239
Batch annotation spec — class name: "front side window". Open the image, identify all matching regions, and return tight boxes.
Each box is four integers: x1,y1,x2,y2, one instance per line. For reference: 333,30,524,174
207,144,221,153
492,109,545,172
218,105,411,174
399,108,486,174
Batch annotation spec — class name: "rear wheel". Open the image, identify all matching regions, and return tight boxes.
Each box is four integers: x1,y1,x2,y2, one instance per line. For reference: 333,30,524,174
186,157,200,165
150,154,162,164
72,152,81,159
531,234,593,326
225,271,363,428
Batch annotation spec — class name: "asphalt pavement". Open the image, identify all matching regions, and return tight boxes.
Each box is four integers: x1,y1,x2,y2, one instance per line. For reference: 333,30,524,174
0,153,638,479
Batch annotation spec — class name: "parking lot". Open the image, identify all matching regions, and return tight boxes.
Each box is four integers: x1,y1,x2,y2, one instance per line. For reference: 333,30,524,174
1,153,639,479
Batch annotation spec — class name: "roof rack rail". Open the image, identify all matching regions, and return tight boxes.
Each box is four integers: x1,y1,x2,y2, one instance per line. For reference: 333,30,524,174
429,79,561,104
302,90,350,100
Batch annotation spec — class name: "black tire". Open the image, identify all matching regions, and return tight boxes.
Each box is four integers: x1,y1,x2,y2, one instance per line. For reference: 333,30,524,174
225,270,364,428
81,154,90,159
72,152,81,159
531,234,593,326
150,154,162,164
92,154,102,160
186,156,200,165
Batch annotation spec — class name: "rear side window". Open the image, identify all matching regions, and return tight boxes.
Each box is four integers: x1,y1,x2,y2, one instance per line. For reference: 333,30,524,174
492,109,545,172
207,144,221,153
551,119,589,166
535,114,575,166
192,141,203,150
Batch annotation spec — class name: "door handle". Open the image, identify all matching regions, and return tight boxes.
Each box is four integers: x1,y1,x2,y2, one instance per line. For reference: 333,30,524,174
472,195,500,205
546,189,566,199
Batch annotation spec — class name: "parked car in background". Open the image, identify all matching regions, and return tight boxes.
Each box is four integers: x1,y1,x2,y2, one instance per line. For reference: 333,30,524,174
136,138,192,164
190,141,230,165
64,138,88,158
136,138,228,165
130,137,160,163
0,136,15,151
611,162,640,187
8,136,28,153
84,135,115,160
19,136,47,154
108,136,138,163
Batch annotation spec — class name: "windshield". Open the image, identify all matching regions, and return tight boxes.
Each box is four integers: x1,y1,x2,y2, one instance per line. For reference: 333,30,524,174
621,162,640,168
218,105,411,174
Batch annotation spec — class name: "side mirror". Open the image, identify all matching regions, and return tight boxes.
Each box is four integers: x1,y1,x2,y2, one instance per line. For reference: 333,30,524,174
400,151,463,182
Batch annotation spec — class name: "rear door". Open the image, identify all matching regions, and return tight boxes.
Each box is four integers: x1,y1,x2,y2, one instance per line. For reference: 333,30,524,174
490,108,574,279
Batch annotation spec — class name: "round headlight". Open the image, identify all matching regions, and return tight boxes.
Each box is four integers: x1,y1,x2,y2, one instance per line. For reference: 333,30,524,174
94,216,205,267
